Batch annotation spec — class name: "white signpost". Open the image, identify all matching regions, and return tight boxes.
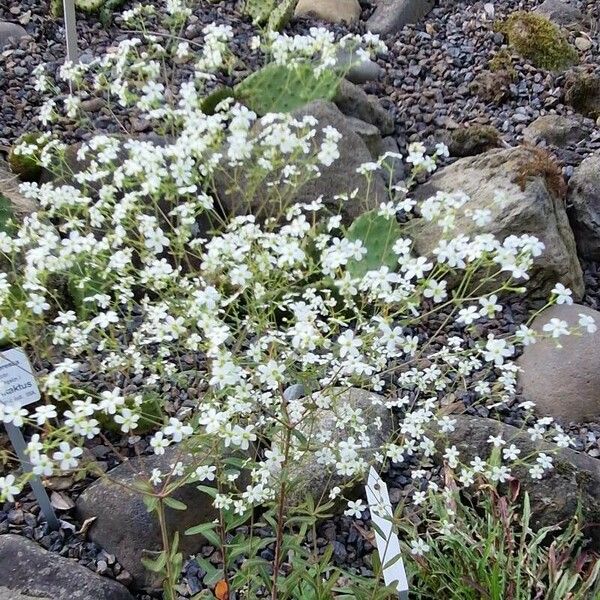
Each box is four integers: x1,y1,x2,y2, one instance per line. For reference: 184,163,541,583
0,348,60,530
366,467,409,599
62,0,79,63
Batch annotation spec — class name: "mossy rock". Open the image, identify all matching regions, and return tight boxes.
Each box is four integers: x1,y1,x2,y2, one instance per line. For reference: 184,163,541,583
8,132,48,182
499,11,578,71
564,70,600,119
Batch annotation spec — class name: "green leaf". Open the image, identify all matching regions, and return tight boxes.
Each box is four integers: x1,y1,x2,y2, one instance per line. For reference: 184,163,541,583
163,497,187,511
268,0,297,31
185,522,221,547
234,63,340,116
0,194,15,234
141,551,167,573
345,210,403,279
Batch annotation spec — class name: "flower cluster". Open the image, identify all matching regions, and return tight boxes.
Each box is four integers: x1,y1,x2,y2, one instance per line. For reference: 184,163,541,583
0,3,593,584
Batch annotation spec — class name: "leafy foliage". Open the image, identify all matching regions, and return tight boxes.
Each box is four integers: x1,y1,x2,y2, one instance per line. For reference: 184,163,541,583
244,0,297,30
402,483,600,600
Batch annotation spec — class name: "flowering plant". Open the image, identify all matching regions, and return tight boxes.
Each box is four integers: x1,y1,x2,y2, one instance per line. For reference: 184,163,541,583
0,2,593,597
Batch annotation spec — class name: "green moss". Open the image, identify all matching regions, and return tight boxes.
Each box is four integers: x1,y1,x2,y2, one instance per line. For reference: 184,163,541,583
0,194,15,234
8,132,48,182
449,125,501,157
488,49,517,80
564,71,600,119
499,11,578,71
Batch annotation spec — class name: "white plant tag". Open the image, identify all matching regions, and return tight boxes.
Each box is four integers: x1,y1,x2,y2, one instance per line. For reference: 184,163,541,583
0,348,41,408
365,467,409,599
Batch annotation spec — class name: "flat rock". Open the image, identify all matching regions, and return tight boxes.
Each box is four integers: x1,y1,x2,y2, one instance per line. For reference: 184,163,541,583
0,535,134,600
76,446,247,590
0,22,28,49
568,153,600,261
522,115,587,148
294,0,361,24
410,146,584,300
534,0,588,28
517,304,600,422
443,416,600,546
366,0,434,36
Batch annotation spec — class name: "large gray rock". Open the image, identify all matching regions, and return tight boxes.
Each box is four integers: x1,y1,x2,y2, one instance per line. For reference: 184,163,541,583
522,115,588,148
517,304,600,423
285,388,392,505
294,0,361,24
534,0,588,28
410,146,584,300
0,535,134,600
0,22,28,49
366,0,434,35
213,101,387,224
77,446,247,590
567,153,600,261
0,159,37,217
443,416,600,546
334,80,395,135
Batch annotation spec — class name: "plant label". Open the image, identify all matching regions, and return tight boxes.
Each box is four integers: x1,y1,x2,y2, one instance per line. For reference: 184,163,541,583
366,467,409,599
63,0,79,63
0,348,41,408
0,348,60,530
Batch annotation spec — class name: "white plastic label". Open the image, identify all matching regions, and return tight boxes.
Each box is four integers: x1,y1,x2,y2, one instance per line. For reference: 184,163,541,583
0,348,41,408
366,467,409,599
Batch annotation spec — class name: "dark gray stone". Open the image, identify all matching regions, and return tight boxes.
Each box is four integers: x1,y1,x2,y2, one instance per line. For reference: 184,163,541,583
523,115,587,147
0,22,28,49
76,446,247,590
534,0,588,28
568,153,600,261
0,535,134,600
334,80,395,135
366,0,434,35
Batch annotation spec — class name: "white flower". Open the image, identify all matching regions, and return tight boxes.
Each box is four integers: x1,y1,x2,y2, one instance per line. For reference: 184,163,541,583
551,283,573,305
487,435,505,448
536,452,553,470
482,335,514,366
502,444,520,461
578,313,597,334
344,499,366,518
52,442,83,471
542,318,569,339
0,474,21,502
410,538,431,556
195,465,217,482
150,432,170,455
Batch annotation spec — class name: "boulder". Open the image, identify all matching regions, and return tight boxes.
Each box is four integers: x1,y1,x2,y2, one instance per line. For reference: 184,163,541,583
294,0,361,24
337,48,383,84
0,535,134,600
0,159,37,217
284,388,392,505
517,304,600,422
0,22,28,49
534,0,588,29
213,101,387,224
366,0,434,35
567,153,600,261
443,416,600,545
76,446,248,590
522,114,588,147
334,80,395,135
410,146,584,300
